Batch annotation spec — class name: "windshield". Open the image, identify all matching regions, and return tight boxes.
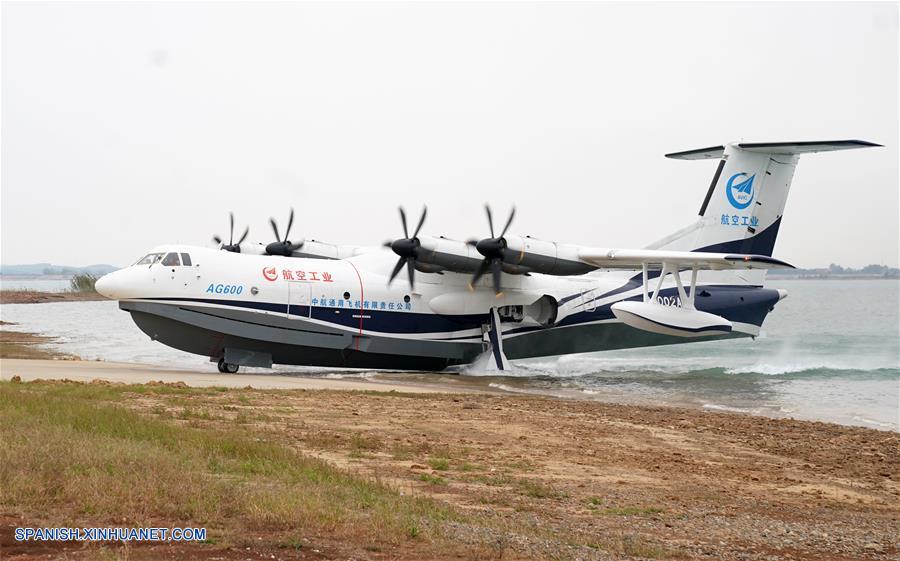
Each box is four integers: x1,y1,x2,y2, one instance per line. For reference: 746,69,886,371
134,253,164,266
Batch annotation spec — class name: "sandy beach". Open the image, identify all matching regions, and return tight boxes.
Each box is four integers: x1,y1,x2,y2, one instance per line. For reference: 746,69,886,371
1,356,898,560
0,358,467,393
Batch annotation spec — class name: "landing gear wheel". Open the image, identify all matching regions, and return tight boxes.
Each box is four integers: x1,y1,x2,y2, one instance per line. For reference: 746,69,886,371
217,358,239,374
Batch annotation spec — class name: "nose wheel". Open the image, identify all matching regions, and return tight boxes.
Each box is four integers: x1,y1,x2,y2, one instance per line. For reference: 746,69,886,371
217,358,239,374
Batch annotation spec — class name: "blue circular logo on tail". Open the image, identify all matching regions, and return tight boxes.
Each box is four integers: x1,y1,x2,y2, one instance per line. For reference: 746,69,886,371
726,172,755,210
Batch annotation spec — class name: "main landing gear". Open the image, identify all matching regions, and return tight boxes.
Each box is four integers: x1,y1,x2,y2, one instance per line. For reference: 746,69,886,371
217,358,239,374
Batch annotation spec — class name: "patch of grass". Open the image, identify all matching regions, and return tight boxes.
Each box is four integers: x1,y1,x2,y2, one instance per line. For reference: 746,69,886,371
419,473,447,486
428,457,450,471
470,472,515,487
513,478,565,499
348,449,375,459
390,441,434,460
390,443,414,461
150,404,168,417
622,535,668,558
175,407,218,421
600,506,665,516
505,458,536,472
350,433,383,453
0,380,457,546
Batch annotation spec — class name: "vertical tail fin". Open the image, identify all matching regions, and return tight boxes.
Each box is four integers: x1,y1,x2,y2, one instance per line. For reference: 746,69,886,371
650,140,880,256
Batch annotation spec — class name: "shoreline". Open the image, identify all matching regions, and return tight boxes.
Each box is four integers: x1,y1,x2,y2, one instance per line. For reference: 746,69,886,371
0,289,106,304
1,357,897,434
1,374,897,560
2,296,897,433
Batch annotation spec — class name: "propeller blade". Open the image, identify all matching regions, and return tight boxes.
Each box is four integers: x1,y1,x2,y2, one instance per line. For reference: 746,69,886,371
485,205,495,238
269,218,280,242
491,258,503,295
399,207,409,239
213,235,223,245
411,206,427,239
406,257,416,289
465,239,479,246
236,226,249,246
229,212,235,245
388,256,406,286
284,208,294,242
499,206,516,239
469,259,490,289
383,240,394,248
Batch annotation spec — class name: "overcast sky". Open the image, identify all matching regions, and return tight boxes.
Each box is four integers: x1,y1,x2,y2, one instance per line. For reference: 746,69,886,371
2,2,897,268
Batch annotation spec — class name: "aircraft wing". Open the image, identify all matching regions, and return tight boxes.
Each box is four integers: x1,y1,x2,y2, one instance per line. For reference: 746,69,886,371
577,248,794,270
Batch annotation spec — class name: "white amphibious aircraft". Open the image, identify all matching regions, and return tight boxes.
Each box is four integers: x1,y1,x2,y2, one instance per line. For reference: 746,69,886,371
96,140,879,373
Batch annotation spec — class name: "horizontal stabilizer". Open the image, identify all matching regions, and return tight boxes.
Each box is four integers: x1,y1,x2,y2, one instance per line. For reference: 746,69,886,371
738,140,881,155
665,145,725,160
577,248,794,270
666,139,880,160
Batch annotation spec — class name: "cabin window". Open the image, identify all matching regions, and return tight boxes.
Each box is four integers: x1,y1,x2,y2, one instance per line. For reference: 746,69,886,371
135,253,164,266
162,252,181,267
180,253,192,266
343,291,351,300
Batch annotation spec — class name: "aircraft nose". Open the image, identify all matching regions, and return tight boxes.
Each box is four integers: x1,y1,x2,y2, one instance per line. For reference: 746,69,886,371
94,272,117,299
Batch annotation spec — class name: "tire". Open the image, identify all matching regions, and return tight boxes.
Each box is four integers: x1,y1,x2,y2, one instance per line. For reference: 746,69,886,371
217,358,238,374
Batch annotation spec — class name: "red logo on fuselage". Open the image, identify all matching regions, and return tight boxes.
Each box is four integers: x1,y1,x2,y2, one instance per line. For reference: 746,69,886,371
262,266,278,281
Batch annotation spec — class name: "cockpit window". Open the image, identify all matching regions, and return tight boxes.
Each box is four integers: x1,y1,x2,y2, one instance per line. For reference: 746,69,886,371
180,253,192,266
162,252,181,267
135,253,164,266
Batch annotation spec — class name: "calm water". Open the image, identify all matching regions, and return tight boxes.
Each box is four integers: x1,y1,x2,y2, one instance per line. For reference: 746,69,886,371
2,279,898,431
1,278,72,292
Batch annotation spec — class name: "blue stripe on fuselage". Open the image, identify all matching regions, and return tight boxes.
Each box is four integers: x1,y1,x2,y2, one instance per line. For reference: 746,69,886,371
141,284,779,340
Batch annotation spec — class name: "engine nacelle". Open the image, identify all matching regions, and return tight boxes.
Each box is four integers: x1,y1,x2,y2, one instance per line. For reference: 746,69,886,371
611,301,732,338
416,237,483,273
416,235,597,276
502,236,597,276
245,241,367,259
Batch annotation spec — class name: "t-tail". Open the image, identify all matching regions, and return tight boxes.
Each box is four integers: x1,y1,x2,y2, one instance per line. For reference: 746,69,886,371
649,140,881,261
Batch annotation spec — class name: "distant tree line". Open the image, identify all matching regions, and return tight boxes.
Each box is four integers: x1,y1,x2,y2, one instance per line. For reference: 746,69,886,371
770,264,899,277
43,266,84,275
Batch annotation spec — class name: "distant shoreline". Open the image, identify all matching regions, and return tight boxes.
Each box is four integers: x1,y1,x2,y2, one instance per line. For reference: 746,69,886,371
767,274,900,280
0,290,106,304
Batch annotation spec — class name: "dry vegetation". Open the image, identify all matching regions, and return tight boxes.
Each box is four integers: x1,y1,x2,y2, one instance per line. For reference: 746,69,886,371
1,379,898,561
0,381,465,560
0,289,106,304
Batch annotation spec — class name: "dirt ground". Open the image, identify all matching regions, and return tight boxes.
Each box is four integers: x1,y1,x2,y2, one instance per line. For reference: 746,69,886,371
0,290,106,304
5,382,896,561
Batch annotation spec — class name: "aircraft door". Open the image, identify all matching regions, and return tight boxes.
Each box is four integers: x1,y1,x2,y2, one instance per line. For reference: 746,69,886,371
287,282,312,319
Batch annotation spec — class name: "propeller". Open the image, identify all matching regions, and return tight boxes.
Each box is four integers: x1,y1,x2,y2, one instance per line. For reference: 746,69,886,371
213,212,249,253
468,205,516,295
384,206,427,289
265,208,304,256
